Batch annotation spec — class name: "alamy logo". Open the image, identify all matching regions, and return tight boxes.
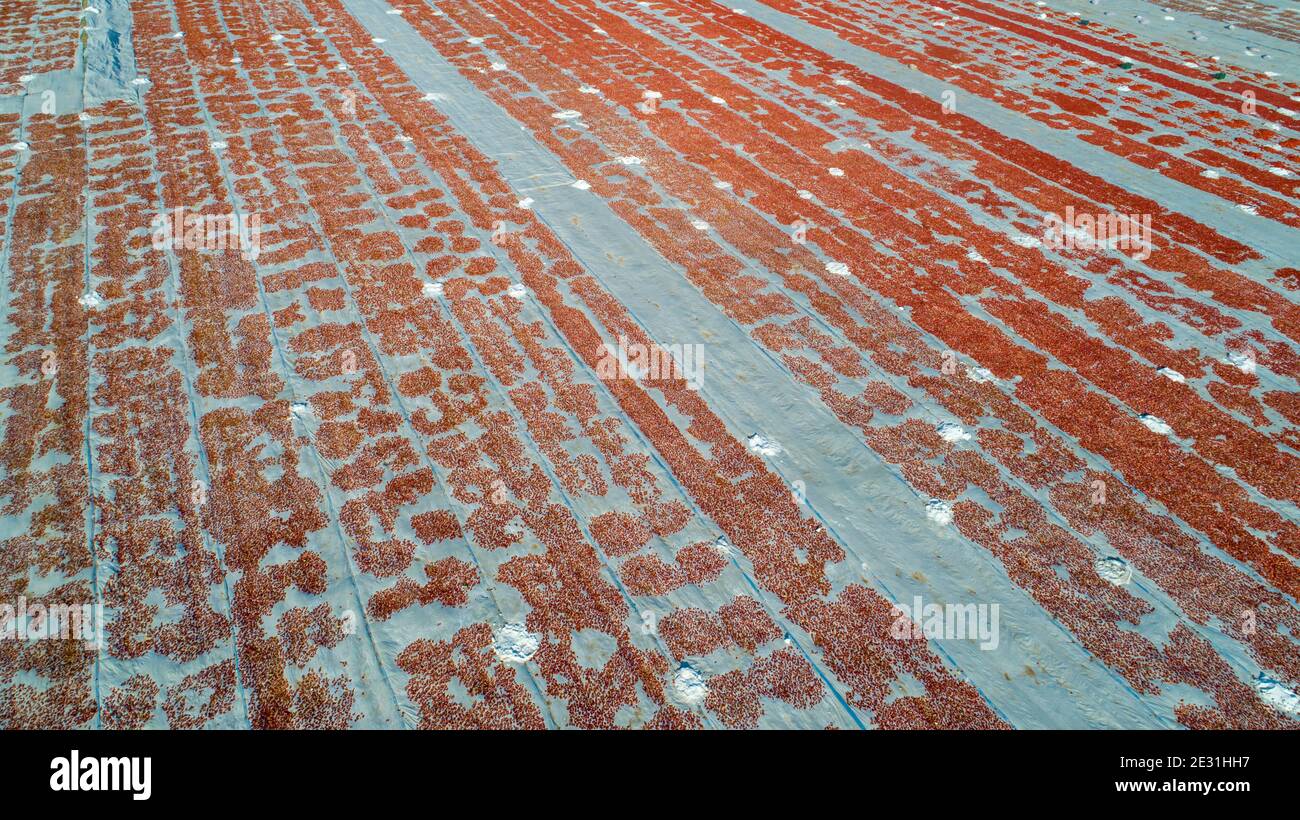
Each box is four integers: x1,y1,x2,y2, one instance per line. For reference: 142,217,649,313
890,595,1000,650
1,597,103,647
50,751,151,801
151,206,261,261
594,336,705,391
1042,206,1152,261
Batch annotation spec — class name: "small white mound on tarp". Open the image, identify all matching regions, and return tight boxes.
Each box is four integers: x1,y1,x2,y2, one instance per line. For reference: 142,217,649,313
1095,555,1133,586
673,665,707,707
925,499,953,525
937,421,971,443
746,434,781,456
493,622,540,664
1138,413,1174,436
713,536,735,559
1255,673,1300,715
1227,349,1256,374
